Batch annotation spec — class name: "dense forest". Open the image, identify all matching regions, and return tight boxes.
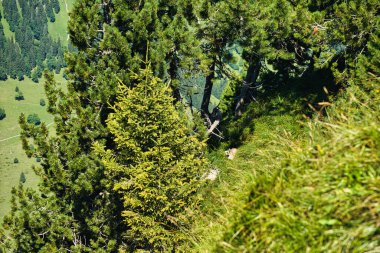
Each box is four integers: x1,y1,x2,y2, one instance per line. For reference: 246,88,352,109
0,0,65,82
0,0,379,252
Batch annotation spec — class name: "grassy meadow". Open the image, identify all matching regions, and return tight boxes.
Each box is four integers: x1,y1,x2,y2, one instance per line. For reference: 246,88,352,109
0,0,73,219
48,0,75,46
0,75,66,219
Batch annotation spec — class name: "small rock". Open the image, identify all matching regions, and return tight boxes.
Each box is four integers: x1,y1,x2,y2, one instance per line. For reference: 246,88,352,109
205,169,219,181
225,148,237,160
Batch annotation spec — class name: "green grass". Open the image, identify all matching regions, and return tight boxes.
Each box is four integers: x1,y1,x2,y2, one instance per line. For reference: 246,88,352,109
48,0,75,46
0,75,66,220
0,0,73,220
188,94,306,252
191,82,380,252
192,116,305,251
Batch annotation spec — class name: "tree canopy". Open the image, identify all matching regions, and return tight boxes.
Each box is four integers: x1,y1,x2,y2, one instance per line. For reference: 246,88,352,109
1,0,379,252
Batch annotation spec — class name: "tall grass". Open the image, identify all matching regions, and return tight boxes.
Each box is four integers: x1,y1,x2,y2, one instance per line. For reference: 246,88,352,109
189,94,307,252
214,83,380,252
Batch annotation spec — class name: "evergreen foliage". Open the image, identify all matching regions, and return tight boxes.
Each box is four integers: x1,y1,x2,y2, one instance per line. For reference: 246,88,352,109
95,65,207,251
14,91,24,101
2,185,78,252
19,172,26,184
1,0,379,252
51,0,60,13
0,0,66,80
26,113,41,125
0,107,6,120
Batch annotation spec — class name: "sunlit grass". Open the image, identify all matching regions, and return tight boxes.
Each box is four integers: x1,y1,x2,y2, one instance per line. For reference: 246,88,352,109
213,85,380,252
0,74,66,220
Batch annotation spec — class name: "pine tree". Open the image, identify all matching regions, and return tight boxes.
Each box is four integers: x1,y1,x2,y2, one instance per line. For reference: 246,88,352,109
94,64,207,251
2,185,78,252
1,1,206,250
355,16,380,100
46,1,56,22
51,0,60,13
2,0,20,32
19,172,26,183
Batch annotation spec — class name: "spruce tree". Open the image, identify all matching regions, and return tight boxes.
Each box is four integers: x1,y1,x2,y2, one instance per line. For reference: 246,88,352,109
1,1,206,251
94,64,207,251
19,172,26,184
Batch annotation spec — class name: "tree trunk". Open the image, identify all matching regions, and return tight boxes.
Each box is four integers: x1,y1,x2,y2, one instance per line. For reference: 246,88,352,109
169,55,182,103
201,59,216,117
234,59,261,116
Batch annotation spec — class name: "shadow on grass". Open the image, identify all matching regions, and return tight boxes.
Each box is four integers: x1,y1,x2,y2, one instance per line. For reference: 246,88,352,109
209,67,338,148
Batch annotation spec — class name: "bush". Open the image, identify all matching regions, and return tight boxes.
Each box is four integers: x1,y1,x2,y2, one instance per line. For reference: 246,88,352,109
15,86,19,92
19,172,26,184
40,99,46,106
15,91,24,101
36,157,41,162
13,158,19,164
0,107,6,120
27,114,41,125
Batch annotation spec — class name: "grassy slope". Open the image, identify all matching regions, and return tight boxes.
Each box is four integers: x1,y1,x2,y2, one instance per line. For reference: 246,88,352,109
192,84,379,252
190,93,307,252
220,87,379,252
0,75,66,219
48,0,75,46
0,0,72,219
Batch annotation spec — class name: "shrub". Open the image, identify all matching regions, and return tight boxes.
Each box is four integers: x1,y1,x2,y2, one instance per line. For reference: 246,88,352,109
15,86,19,92
27,114,41,125
19,172,26,183
0,107,6,120
13,158,19,164
39,99,46,106
36,157,41,162
15,91,24,101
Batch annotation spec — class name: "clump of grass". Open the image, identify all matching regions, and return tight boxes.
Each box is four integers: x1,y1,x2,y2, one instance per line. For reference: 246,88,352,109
215,84,380,252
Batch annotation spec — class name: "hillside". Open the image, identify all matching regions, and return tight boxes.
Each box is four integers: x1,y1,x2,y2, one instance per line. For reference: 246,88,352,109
0,1,379,252
0,0,73,219
193,80,380,252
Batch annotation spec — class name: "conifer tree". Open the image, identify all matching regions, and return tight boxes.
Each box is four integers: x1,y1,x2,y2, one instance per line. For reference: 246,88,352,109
1,1,206,251
95,64,207,251
355,17,380,98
